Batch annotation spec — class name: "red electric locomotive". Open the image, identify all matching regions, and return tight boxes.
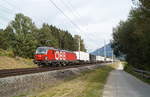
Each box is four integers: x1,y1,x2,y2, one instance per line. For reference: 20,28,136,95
33,47,77,66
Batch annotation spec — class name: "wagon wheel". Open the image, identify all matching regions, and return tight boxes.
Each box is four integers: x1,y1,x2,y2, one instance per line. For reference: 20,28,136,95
62,62,66,66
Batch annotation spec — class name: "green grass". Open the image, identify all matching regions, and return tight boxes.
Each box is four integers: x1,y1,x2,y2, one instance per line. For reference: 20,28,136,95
124,63,150,84
78,67,113,97
13,94,27,97
30,66,113,97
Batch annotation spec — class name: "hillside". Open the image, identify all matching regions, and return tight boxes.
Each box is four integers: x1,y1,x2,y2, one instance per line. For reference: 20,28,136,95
0,49,37,69
0,56,37,69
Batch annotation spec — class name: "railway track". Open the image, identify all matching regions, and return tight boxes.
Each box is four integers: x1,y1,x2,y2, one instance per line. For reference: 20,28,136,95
0,63,100,78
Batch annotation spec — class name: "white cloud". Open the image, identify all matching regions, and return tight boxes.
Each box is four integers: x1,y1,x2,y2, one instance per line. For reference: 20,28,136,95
0,0,132,52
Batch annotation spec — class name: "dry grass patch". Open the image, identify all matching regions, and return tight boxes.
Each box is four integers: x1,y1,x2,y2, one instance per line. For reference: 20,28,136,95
0,56,37,69
37,80,87,97
108,61,123,69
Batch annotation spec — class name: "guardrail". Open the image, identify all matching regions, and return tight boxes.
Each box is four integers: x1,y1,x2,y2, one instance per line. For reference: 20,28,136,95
132,68,150,79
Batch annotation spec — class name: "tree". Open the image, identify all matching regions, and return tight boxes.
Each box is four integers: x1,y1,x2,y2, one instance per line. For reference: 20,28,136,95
0,27,15,50
0,13,87,58
112,0,150,70
6,13,38,58
35,24,58,48
74,35,86,52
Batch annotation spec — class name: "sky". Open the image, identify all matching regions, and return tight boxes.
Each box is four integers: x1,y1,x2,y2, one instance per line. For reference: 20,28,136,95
0,0,133,52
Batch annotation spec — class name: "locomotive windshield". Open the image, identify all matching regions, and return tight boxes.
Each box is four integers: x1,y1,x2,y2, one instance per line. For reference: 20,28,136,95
36,47,48,54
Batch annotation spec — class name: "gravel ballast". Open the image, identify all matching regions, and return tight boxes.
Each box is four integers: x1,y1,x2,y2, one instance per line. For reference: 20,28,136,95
0,64,103,97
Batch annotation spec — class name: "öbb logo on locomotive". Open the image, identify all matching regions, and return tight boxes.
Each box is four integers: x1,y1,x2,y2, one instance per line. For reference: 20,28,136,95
55,51,66,60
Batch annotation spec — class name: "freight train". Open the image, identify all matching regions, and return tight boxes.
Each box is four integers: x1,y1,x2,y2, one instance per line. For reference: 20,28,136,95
33,46,112,66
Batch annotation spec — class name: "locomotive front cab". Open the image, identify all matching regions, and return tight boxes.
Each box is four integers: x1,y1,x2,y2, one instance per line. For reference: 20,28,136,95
34,47,50,66
35,47,48,60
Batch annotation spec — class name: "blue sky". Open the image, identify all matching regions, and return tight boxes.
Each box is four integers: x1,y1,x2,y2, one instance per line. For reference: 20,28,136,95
0,0,133,52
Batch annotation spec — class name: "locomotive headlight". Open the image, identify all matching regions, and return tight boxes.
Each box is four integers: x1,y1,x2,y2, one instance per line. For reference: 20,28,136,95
45,56,48,60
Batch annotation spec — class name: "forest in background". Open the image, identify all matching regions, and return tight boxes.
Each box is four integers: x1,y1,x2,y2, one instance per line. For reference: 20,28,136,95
0,13,86,58
112,0,150,71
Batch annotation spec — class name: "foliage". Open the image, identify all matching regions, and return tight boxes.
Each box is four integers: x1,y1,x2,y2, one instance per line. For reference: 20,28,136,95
124,63,150,84
0,49,14,57
5,13,38,58
74,35,87,52
0,13,86,58
112,0,150,71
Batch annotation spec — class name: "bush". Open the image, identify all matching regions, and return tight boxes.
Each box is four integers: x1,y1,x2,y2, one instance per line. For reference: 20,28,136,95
124,63,150,84
0,49,14,57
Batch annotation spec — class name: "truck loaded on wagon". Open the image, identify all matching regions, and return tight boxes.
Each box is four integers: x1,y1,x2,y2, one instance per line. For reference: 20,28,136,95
33,46,111,67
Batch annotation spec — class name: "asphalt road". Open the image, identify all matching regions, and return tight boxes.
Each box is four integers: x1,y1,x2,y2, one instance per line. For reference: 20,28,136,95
103,70,150,97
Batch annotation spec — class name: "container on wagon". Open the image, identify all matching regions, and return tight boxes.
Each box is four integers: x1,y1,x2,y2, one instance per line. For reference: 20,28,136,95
96,56,105,61
74,51,89,62
89,54,96,63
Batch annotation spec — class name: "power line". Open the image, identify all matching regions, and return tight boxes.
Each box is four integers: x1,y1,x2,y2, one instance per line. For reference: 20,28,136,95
60,0,89,34
64,0,89,31
65,0,82,19
0,14,11,23
0,8,14,16
60,0,96,39
0,0,16,22
58,0,98,51
48,0,84,33
59,0,79,19
1,0,17,9
59,0,86,33
0,4,13,12
67,1,105,51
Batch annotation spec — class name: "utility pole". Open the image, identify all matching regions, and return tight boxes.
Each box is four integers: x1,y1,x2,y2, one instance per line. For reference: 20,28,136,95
98,48,100,56
112,50,114,63
104,40,107,61
97,47,99,56
78,36,80,60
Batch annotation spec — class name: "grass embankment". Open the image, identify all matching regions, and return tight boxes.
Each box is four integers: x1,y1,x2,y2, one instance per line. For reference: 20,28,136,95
29,65,113,97
109,61,123,69
0,49,37,69
124,63,150,84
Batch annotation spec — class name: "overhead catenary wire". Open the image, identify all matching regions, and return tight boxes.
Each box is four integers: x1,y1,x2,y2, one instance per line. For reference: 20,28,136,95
65,0,106,49
0,0,15,15
58,0,90,48
59,0,80,20
58,0,88,35
64,0,82,20
48,0,84,55
1,0,17,9
34,0,101,53
48,0,84,33
0,4,14,13
60,0,91,34
0,0,16,27
0,0,46,28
